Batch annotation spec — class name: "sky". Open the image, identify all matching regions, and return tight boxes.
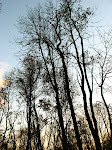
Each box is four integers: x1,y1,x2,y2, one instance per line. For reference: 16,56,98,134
0,0,112,86
0,0,45,84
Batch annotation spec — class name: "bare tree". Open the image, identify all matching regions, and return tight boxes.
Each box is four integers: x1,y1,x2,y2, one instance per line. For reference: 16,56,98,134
59,0,102,149
93,30,112,148
5,53,43,150
0,79,17,150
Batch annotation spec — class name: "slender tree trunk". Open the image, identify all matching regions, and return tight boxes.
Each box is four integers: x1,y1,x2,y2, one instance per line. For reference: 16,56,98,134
59,51,83,150
55,88,68,150
26,104,32,150
101,84,112,148
69,25,102,149
26,78,32,150
33,104,43,150
81,81,101,150
51,54,68,149
39,43,68,149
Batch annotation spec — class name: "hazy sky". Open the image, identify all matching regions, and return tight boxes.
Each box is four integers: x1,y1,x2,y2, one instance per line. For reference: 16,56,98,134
0,0,112,82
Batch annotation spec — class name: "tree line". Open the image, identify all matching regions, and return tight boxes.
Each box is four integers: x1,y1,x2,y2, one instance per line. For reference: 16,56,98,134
0,0,112,149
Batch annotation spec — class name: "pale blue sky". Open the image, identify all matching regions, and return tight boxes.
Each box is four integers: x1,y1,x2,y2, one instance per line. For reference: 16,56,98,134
0,0,45,79
0,0,112,79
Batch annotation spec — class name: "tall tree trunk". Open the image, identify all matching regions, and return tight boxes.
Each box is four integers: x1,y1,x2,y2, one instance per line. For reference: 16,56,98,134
26,104,32,150
39,43,68,149
26,77,32,150
82,85,101,150
33,104,43,150
59,51,83,150
69,25,102,150
101,84,112,148
55,88,68,150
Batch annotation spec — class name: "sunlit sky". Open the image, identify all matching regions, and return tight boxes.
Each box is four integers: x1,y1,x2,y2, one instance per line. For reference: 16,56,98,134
0,0,112,86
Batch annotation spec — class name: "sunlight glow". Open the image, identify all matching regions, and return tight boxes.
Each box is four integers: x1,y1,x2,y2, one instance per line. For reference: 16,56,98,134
0,62,10,107
0,62,10,88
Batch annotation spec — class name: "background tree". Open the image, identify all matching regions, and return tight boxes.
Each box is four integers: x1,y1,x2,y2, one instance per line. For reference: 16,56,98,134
5,53,43,150
92,29,112,149
0,78,17,150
